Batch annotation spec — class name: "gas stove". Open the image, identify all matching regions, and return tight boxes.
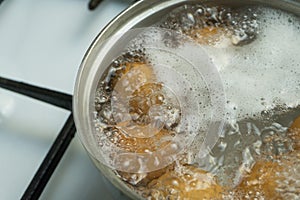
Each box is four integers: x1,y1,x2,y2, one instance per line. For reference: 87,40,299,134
0,1,134,199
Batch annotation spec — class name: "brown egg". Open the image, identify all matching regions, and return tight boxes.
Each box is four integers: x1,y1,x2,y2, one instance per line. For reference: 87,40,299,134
118,82,165,139
109,62,176,153
108,128,172,153
117,163,175,187
113,62,156,99
112,61,182,156
147,165,224,199
110,62,182,183
233,160,283,199
288,115,300,150
233,148,300,199
233,115,300,199
188,26,227,45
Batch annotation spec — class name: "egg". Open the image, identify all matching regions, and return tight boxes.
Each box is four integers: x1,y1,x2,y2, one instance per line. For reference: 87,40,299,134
109,61,182,181
233,160,283,199
188,26,228,45
113,62,156,100
147,165,224,200
288,116,300,151
109,61,177,153
231,116,300,199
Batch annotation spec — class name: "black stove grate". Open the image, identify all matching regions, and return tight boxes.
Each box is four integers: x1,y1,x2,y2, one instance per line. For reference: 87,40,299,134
21,114,75,200
0,77,75,200
88,0,104,10
0,1,141,199
0,77,72,111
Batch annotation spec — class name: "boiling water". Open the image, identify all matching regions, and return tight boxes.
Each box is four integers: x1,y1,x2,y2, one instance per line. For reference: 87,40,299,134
94,4,300,200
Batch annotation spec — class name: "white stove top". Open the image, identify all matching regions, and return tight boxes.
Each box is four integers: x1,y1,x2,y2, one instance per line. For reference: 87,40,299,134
0,0,133,199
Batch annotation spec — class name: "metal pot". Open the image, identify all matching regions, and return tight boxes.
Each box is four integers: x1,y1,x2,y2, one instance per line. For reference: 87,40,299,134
73,0,300,199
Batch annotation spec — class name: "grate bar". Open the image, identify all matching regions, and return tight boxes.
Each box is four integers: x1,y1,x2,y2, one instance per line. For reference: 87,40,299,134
0,76,72,111
21,114,76,200
88,0,104,10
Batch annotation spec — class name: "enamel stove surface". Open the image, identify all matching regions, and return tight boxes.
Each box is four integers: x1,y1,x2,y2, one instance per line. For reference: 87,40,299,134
0,1,132,199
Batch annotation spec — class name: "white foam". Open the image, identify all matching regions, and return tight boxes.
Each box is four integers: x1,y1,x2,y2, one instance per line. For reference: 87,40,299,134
205,7,300,120
144,7,300,121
